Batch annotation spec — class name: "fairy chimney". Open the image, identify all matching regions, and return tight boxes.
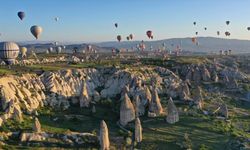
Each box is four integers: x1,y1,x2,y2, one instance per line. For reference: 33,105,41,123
166,97,179,124
193,86,203,110
120,93,135,126
100,120,110,150
149,88,163,116
79,80,91,107
33,117,41,133
134,117,142,143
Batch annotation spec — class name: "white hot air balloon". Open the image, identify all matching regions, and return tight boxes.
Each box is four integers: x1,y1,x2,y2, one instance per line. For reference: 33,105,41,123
56,46,62,54
0,42,19,65
30,25,43,39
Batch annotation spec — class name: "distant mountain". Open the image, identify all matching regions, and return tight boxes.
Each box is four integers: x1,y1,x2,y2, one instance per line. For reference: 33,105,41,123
95,37,250,53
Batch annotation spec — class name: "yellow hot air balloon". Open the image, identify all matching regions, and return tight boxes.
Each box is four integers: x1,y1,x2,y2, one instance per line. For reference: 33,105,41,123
20,47,27,58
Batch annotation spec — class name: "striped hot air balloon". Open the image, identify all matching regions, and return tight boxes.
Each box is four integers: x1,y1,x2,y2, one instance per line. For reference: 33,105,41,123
0,42,19,65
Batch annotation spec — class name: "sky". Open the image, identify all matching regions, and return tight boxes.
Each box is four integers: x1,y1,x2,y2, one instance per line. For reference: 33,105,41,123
0,0,250,43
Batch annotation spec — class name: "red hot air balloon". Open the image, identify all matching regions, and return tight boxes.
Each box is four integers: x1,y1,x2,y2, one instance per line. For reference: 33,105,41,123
117,35,122,42
146,30,153,39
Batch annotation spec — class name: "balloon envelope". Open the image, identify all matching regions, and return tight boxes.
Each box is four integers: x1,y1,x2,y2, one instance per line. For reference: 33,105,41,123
18,11,25,20
0,42,19,65
117,35,122,42
30,26,43,39
146,30,153,39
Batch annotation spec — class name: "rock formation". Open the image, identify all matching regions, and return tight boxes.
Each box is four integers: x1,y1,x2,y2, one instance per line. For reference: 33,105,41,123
99,120,110,150
219,104,229,118
120,93,135,126
79,80,91,107
166,97,179,124
134,117,142,143
193,86,203,110
148,88,163,116
33,117,41,133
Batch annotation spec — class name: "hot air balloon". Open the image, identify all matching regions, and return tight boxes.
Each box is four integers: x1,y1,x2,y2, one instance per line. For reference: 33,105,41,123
73,47,78,53
126,36,130,41
0,42,19,65
193,22,196,26
226,21,230,25
204,27,207,30
115,23,118,28
247,27,250,31
225,31,230,36
56,46,62,54
195,32,198,35
117,35,122,42
20,47,27,58
55,17,59,22
48,47,53,53
87,45,92,52
129,34,134,40
18,11,25,20
54,42,58,46
146,31,153,39
191,37,197,44
217,31,220,36
30,25,43,39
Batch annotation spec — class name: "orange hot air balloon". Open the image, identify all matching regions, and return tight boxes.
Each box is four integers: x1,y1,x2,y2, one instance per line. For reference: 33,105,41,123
146,30,153,39
117,35,122,42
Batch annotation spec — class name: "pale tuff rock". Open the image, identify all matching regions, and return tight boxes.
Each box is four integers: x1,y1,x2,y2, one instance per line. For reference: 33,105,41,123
193,67,201,83
211,71,219,82
220,67,248,80
166,97,179,124
134,95,145,117
178,81,192,101
120,93,135,126
193,86,203,110
101,70,133,98
219,103,229,118
99,120,110,150
185,68,193,81
201,66,211,82
79,80,91,108
93,91,101,102
134,117,142,143
20,132,47,142
33,117,41,133
148,88,163,116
